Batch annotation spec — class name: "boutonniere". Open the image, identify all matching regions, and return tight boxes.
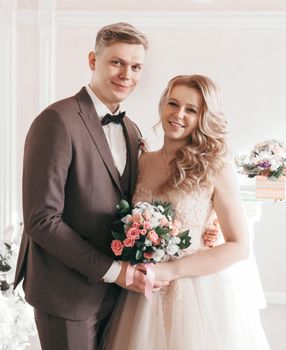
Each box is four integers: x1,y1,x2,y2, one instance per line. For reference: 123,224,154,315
137,137,149,153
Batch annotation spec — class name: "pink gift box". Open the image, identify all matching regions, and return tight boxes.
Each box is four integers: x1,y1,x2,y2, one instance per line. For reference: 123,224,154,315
256,176,286,200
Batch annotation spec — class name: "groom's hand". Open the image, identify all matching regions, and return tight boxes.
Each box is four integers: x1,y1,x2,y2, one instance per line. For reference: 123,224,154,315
115,261,147,293
202,219,220,247
115,262,169,293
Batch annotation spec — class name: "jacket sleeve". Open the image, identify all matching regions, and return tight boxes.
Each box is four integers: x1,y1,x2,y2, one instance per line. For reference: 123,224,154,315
22,109,113,284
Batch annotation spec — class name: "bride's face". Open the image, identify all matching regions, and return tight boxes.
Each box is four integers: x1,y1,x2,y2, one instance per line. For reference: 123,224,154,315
161,84,203,145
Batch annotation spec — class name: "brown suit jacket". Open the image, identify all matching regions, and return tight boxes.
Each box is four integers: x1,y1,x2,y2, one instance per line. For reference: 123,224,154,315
14,87,141,320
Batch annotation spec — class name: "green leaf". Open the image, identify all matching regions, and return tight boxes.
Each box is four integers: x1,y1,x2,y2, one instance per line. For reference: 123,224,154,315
160,233,171,241
136,240,146,249
121,249,130,260
130,257,139,265
177,230,190,239
135,249,143,261
111,231,125,241
152,200,174,218
270,166,284,179
116,199,131,217
155,227,171,236
179,236,192,249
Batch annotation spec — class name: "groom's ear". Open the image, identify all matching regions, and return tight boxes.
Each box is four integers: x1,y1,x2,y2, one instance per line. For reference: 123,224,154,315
88,51,96,71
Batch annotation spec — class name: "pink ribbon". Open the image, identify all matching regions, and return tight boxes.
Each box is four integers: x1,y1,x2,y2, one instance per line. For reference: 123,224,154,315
125,264,136,286
125,263,155,301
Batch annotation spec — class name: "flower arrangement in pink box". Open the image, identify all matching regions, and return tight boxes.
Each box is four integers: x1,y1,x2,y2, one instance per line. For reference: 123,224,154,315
235,139,286,180
236,139,286,199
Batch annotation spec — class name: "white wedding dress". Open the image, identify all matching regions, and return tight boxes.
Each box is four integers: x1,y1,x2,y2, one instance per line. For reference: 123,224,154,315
100,152,270,350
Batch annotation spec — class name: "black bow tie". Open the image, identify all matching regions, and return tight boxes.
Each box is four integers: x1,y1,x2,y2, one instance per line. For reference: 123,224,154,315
101,111,126,126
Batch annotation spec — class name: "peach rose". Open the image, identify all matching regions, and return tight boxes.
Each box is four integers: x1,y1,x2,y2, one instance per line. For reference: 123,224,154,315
132,212,143,223
123,237,135,247
126,227,141,240
111,240,123,256
147,230,160,245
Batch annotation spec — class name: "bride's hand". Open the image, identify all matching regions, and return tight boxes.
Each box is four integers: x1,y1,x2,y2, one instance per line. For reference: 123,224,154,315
154,261,176,283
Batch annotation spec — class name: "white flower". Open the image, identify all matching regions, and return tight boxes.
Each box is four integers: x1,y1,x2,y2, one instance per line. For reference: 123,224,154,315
270,159,282,171
166,244,180,255
132,208,143,216
144,238,152,247
153,249,165,262
0,231,37,349
121,214,133,224
170,236,181,245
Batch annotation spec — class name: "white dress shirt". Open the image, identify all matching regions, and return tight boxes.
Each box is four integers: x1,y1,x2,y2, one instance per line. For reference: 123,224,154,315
86,85,123,283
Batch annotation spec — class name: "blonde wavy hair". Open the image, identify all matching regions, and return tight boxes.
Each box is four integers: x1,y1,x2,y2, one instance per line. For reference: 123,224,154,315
159,74,228,193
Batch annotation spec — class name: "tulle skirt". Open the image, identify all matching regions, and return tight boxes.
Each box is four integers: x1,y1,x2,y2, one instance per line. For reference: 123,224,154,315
100,263,270,350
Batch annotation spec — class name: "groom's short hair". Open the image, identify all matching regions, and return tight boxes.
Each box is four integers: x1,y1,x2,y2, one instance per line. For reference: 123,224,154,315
95,22,149,53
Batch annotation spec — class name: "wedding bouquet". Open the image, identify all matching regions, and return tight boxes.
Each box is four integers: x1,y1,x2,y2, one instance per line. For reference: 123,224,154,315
111,200,191,264
235,139,286,179
111,200,191,300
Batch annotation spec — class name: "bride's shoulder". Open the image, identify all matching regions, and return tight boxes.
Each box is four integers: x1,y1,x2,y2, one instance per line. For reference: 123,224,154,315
138,150,160,164
138,150,161,174
212,161,239,191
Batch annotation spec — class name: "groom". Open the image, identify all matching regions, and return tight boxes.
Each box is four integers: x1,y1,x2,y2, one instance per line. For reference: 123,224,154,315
14,22,160,350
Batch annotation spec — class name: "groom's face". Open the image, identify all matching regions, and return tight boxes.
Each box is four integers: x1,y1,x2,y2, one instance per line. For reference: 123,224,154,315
89,42,145,113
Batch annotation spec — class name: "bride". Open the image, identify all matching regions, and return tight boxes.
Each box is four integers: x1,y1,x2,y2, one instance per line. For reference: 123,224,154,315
100,74,270,349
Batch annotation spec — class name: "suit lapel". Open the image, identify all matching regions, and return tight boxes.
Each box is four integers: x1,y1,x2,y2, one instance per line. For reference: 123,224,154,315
122,118,139,197
75,88,123,197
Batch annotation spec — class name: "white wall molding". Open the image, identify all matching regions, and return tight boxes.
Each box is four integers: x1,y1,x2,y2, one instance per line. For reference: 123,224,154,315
56,10,286,28
15,10,38,26
265,292,286,305
38,0,56,111
5,10,286,28
0,6,18,241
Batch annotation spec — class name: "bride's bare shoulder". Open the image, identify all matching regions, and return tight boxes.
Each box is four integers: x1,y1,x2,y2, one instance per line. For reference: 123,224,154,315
212,162,240,194
138,150,160,163
138,150,161,174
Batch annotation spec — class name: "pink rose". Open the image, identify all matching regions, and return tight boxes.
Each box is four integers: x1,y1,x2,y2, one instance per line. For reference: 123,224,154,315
132,222,140,229
126,227,141,240
144,251,154,260
140,229,147,235
170,228,179,236
111,240,124,256
147,230,160,245
143,222,151,230
123,237,135,247
160,216,169,227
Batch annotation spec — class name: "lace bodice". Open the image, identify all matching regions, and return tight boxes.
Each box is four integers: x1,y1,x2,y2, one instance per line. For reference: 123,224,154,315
133,152,215,250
